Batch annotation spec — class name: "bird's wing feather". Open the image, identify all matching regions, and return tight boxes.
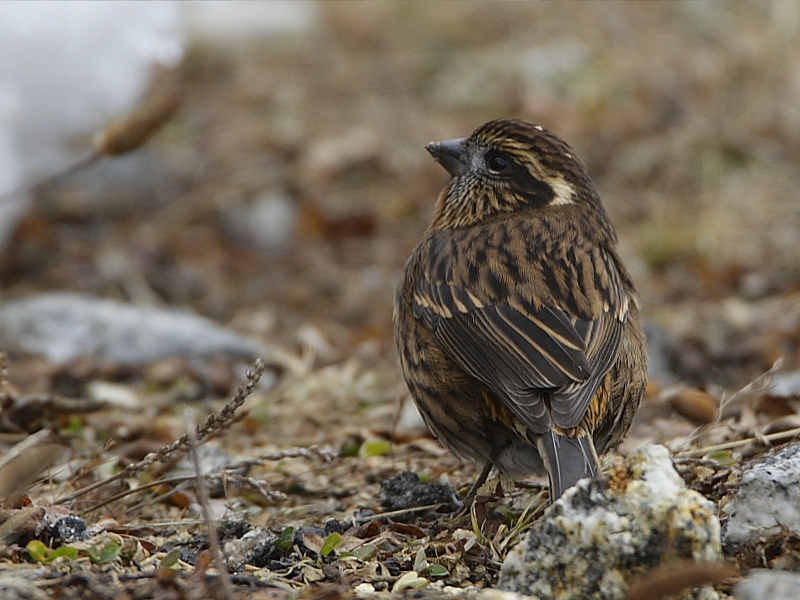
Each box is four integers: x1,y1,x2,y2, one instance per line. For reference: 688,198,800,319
412,233,628,433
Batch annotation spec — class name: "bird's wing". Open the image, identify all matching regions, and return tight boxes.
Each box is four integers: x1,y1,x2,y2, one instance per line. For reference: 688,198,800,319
412,232,629,434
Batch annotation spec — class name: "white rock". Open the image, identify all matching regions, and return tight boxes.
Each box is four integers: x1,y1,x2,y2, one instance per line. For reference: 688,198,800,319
86,381,141,409
392,571,428,592
0,292,265,366
0,2,182,247
224,190,298,249
735,569,800,600
353,583,376,598
499,445,721,600
770,371,800,398
723,443,800,544
183,1,317,43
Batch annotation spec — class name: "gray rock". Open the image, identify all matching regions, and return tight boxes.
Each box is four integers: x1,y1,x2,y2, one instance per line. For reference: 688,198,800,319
735,569,800,600
770,371,800,398
723,443,800,545
0,292,265,365
224,189,298,249
223,527,276,571
498,445,721,600
643,321,677,384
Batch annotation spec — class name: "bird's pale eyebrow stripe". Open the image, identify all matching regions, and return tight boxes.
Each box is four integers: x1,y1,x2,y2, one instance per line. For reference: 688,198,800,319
548,177,575,206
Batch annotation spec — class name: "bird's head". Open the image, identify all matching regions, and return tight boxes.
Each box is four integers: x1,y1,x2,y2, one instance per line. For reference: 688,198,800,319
426,119,606,229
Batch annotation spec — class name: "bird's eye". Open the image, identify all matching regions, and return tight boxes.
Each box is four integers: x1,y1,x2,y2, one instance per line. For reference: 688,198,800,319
486,152,511,174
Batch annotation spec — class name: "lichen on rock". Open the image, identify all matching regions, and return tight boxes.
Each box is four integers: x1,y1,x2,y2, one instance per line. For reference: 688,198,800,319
498,444,722,600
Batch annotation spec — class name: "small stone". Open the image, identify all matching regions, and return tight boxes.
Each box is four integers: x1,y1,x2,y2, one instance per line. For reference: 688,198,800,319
353,583,376,597
735,569,800,600
498,445,721,600
392,571,428,592
723,443,800,545
86,381,140,409
770,371,800,398
478,590,542,600
48,515,89,543
223,527,276,570
379,471,460,512
224,190,298,249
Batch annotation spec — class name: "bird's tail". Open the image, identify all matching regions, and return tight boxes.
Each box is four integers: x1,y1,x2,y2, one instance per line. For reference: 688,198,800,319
538,431,599,501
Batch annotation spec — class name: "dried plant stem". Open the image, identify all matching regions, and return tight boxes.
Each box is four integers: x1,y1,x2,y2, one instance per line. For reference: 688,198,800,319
674,357,784,454
57,358,268,506
185,408,236,600
81,471,286,514
0,88,180,205
679,426,800,458
717,356,784,421
351,503,444,525
227,445,336,469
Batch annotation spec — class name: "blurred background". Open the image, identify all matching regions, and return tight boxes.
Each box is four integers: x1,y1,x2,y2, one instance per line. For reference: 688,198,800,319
1,1,799,453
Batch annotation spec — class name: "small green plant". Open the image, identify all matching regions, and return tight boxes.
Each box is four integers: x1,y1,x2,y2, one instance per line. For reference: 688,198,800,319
358,437,391,457
86,541,121,565
160,548,181,568
414,547,449,578
273,526,295,551
319,532,342,557
26,540,78,564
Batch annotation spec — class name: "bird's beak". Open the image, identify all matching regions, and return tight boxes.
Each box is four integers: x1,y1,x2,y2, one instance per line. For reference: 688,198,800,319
426,137,469,177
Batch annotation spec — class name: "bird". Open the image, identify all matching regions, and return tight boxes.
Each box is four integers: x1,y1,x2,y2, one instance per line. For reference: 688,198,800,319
393,118,647,502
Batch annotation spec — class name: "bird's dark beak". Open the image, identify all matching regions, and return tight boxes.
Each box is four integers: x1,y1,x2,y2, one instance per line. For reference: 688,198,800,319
426,137,468,177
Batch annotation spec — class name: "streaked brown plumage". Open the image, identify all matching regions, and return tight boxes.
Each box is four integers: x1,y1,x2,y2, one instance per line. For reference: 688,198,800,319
393,119,647,502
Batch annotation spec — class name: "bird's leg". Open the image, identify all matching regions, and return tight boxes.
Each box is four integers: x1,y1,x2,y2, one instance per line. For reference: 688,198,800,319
462,461,494,507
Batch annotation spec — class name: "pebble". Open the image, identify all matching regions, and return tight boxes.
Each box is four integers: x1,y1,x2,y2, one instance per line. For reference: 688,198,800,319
723,442,800,545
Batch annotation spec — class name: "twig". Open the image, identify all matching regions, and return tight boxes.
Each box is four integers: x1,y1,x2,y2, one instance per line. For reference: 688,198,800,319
185,408,236,600
718,356,783,420
351,502,446,525
79,475,195,514
57,358,268,506
80,470,287,514
678,426,800,458
0,89,180,206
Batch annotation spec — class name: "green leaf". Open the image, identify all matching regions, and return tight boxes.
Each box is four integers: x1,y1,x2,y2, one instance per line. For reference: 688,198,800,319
708,450,736,465
86,547,100,564
354,544,377,560
274,526,295,551
414,547,428,572
160,548,181,568
339,437,361,457
99,542,121,564
419,564,449,578
417,471,432,483
45,546,78,563
319,532,342,557
63,416,84,436
26,540,48,563
359,437,391,458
